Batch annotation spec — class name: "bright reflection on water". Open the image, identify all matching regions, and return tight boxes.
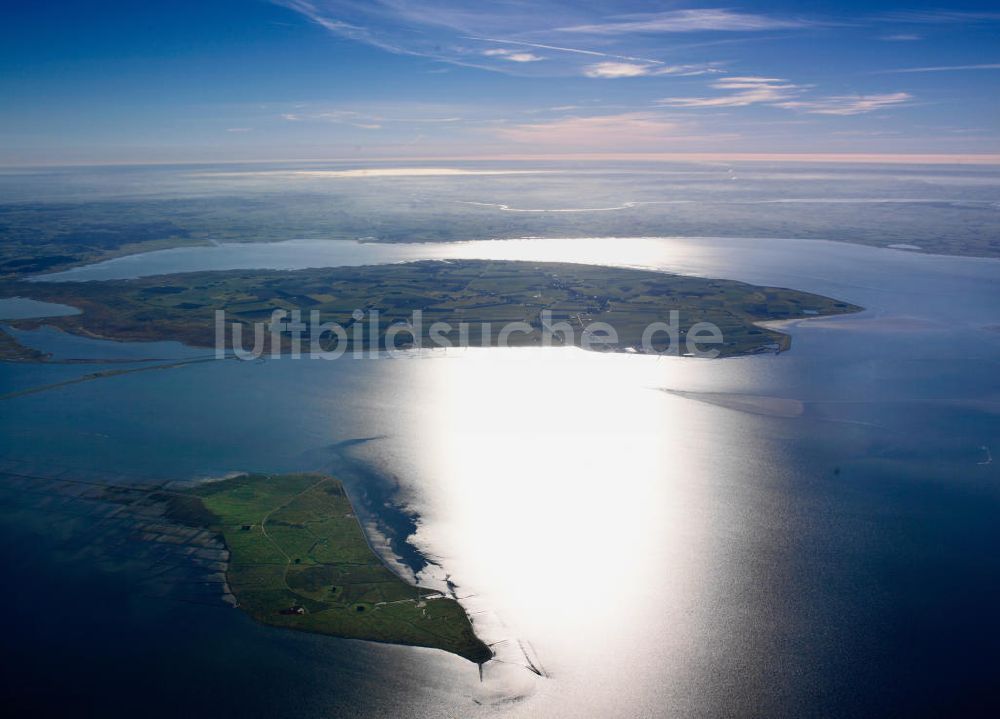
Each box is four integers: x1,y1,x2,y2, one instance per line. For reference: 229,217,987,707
37,235,797,284
393,350,716,714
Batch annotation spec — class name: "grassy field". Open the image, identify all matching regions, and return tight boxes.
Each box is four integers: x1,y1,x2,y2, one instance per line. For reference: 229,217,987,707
0,259,861,360
166,472,492,664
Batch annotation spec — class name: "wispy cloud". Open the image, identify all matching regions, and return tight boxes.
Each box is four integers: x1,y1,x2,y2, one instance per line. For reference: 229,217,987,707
877,10,1000,25
875,63,1000,74
263,0,962,153
273,0,410,56
282,110,382,128
829,129,901,137
658,77,801,107
583,61,722,78
661,77,912,116
272,2,735,76
776,92,913,115
198,168,550,178
495,112,733,148
558,8,813,34
280,107,463,128
464,37,662,64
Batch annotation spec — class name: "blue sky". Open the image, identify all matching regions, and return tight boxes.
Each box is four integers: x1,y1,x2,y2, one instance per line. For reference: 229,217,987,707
1,1,998,163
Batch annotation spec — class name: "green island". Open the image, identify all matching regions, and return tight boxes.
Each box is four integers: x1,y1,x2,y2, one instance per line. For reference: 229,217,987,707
0,259,860,360
163,472,493,664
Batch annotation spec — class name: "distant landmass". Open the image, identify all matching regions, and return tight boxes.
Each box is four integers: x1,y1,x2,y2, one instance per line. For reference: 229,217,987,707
1,259,861,359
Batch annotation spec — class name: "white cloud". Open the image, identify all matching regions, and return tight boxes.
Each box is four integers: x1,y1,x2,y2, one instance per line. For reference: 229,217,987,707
224,127,252,133
583,61,722,78
880,34,922,41
559,9,812,34
505,53,544,63
583,62,653,78
776,92,913,115
658,77,801,107
482,48,544,62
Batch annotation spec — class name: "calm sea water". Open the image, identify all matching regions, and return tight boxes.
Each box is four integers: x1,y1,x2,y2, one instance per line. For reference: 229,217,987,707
0,296,79,319
3,231,1000,717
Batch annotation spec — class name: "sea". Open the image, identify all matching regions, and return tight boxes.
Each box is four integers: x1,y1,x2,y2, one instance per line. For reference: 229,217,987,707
1,162,999,717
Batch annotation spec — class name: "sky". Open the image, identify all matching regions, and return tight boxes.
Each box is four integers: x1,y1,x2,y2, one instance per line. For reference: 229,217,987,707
1,0,998,164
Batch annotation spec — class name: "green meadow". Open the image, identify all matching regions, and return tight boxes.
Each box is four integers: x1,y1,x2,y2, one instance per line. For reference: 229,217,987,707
169,473,492,664
1,259,861,359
